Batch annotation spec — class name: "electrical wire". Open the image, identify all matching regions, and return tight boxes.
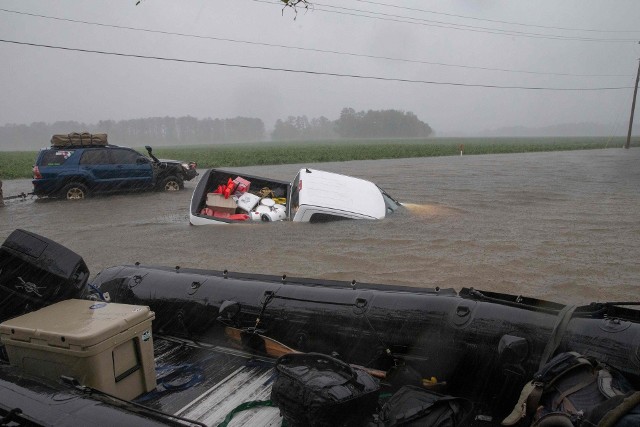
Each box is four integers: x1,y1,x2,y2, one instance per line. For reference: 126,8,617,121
253,0,640,43
0,38,632,91
0,8,633,78
352,0,640,34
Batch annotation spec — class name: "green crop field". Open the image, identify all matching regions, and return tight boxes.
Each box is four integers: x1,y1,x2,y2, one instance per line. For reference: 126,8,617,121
1,137,636,181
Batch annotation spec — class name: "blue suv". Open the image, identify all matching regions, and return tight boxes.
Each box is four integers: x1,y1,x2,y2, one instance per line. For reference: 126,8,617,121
32,142,198,200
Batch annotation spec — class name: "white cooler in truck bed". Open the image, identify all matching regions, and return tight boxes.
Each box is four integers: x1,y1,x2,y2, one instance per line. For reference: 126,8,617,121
0,299,156,400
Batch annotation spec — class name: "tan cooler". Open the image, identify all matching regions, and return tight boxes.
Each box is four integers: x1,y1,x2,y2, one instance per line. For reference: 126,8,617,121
0,299,156,400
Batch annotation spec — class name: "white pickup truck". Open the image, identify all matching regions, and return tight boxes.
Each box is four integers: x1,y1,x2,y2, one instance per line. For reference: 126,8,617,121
189,167,402,225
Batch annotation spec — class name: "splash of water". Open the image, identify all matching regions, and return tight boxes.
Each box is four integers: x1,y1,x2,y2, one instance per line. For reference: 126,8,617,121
402,203,458,217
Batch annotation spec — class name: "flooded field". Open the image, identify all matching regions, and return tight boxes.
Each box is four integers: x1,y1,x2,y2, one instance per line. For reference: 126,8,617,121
1,148,639,305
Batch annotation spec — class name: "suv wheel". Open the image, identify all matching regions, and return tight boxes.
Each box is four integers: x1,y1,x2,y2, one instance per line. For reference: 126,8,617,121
159,176,182,191
61,183,88,200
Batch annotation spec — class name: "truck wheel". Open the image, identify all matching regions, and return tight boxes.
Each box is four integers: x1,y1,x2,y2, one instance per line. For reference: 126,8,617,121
61,183,88,200
159,176,182,191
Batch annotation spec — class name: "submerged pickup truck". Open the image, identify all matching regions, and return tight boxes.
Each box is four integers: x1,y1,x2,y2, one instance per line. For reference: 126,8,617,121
189,167,402,225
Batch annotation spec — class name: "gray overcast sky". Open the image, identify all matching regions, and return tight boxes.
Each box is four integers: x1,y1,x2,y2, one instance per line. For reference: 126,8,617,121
1,0,639,136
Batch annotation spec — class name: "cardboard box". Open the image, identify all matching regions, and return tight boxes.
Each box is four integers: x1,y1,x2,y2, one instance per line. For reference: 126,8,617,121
233,176,251,193
206,193,237,214
0,299,156,400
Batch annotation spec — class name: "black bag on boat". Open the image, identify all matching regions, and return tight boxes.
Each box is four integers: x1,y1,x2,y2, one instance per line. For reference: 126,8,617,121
502,351,636,427
270,352,380,427
376,385,473,427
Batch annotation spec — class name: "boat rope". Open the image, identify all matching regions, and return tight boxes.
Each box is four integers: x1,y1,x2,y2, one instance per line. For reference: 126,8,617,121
217,399,284,427
60,376,208,427
538,304,578,370
2,192,33,201
255,290,277,329
135,362,205,402
353,301,392,362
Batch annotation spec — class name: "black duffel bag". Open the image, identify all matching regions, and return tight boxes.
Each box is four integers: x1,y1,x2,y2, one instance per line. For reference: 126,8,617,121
377,385,473,427
271,352,380,427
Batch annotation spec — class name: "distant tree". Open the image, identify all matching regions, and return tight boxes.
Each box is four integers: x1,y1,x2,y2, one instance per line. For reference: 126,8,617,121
270,115,336,141
334,108,432,138
308,116,336,139
271,116,306,140
271,108,432,141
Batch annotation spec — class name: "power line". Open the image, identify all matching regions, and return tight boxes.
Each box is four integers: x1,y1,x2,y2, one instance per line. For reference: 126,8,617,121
352,0,640,34
0,8,632,78
255,0,639,43
0,39,632,91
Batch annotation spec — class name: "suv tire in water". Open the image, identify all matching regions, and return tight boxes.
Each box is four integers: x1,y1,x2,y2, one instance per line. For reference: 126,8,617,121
60,182,88,200
158,175,183,192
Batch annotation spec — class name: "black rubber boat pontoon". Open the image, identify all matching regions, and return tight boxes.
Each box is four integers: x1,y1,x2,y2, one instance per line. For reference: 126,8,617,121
0,229,638,426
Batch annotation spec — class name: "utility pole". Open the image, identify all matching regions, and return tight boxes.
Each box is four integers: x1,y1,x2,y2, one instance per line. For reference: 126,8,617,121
625,58,640,149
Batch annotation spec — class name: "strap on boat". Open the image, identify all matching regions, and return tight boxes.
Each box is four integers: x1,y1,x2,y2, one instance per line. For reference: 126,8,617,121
539,305,577,371
217,399,284,427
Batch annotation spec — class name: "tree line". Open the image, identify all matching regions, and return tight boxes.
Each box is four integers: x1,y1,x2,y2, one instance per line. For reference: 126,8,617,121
0,108,433,150
0,116,265,149
272,108,433,140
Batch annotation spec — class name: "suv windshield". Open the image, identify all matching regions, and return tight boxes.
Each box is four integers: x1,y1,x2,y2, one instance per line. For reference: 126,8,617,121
39,149,75,166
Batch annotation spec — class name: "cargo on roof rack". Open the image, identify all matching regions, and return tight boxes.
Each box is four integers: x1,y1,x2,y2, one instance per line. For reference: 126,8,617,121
50,132,108,147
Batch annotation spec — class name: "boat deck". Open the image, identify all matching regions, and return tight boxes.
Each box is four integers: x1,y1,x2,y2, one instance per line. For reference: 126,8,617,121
140,336,283,426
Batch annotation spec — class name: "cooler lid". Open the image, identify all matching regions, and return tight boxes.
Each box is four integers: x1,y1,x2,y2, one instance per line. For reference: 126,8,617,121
0,299,154,349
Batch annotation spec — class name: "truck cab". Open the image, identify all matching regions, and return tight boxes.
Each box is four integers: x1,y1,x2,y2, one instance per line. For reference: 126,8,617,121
288,168,400,222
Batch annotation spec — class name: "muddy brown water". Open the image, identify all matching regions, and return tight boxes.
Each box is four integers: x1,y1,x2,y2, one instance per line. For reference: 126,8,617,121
1,148,639,305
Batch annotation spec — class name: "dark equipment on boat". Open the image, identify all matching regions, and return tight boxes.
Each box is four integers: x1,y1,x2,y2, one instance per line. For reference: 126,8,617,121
375,385,473,427
271,352,380,427
0,229,89,323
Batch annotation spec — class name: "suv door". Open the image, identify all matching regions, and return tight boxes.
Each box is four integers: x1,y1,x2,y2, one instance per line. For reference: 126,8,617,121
79,148,116,192
108,148,153,191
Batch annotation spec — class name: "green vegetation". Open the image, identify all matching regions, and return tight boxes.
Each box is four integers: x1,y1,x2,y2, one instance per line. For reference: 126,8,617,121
149,137,636,169
1,137,637,180
1,151,38,179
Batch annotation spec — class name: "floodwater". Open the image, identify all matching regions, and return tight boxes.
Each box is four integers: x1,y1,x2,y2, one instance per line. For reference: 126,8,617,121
1,148,639,305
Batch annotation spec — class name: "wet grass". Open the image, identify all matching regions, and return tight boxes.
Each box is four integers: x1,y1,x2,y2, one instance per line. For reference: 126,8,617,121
150,136,635,168
1,137,636,180
1,151,37,179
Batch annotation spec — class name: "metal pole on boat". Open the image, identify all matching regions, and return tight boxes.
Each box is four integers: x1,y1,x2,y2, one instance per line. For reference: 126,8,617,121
625,56,640,150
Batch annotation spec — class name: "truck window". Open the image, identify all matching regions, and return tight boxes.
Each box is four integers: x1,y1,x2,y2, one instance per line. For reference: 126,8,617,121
309,213,347,223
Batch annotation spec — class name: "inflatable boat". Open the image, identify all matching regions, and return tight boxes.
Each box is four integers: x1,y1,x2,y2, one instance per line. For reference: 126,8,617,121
0,229,638,426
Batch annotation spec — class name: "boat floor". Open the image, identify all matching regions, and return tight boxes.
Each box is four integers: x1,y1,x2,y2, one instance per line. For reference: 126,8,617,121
140,336,283,426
